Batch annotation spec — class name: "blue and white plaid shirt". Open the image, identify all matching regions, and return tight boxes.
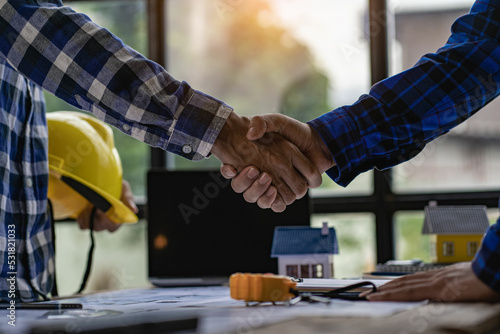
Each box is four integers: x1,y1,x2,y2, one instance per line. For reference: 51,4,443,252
310,0,500,293
0,0,231,301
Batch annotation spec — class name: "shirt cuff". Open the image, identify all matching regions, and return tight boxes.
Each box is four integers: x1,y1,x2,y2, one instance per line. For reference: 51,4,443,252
308,107,369,187
472,221,500,294
165,90,233,161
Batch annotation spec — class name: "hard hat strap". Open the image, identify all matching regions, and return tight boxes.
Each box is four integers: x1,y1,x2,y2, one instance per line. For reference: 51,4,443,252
76,206,96,295
61,176,112,213
47,200,59,298
47,198,96,296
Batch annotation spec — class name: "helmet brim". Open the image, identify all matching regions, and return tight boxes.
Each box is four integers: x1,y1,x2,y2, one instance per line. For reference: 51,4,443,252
49,164,138,224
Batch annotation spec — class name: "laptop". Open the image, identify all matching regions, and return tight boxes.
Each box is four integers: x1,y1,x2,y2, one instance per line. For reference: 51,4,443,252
147,170,311,286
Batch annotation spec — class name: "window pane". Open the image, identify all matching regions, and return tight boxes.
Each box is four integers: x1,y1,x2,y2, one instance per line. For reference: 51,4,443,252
394,212,431,263
443,242,455,257
394,210,498,263
300,265,311,278
389,1,500,192
55,221,149,296
167,0,373,195
286,265,298,278
467,242,478,257
46,1,149,197
311,213,376,279
312,264,324,278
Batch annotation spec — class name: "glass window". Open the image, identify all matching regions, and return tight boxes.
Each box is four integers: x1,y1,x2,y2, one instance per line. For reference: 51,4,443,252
167,0,373,195
286,265,298,278
47,1,149,198
388,1,500,193
311,213,376,279
300,265,311,278
467,241,479,257
394,212,431,263
312,264,323,278
443,242,454,257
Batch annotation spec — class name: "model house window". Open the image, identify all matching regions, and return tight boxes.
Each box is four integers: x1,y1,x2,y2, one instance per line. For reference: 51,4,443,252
467,241,479,257
286,265,298,278
301,265,310,278
443,242,454,257
313,264,323,278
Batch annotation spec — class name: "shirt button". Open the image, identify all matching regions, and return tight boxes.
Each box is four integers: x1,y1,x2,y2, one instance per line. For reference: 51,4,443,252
122,124,131,131
182,145,192,154
26,178,33,188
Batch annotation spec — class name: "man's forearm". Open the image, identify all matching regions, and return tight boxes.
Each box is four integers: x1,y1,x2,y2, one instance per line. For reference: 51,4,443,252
0,0,231,160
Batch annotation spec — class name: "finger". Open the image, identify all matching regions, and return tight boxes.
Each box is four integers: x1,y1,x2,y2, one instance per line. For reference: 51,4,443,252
246,116,270,140
367,282,432,301
77,204,92,230
376,269,443,292
220,163,237,179
271,195,286,213
242,173,272,204
93,210,108,232
121,180,138,213
256,186,277,209
231,167,260,193
93,210,121,232
273,177,299,205
247,114,288,141
290,147,322,188
247,114,300,143
376,277,432,293
274,160,309,201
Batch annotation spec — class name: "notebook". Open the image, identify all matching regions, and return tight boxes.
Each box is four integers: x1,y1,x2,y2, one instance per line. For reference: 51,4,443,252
147,170,311,286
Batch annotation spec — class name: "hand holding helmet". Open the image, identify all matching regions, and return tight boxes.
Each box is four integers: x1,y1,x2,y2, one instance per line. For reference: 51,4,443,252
77,179,138,232
47,111,138,227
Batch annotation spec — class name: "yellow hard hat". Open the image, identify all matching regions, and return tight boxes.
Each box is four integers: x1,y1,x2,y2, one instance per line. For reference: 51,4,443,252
47,111,138,224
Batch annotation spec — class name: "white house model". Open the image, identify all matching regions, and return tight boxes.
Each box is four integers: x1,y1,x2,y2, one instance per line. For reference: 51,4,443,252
270,222,338,279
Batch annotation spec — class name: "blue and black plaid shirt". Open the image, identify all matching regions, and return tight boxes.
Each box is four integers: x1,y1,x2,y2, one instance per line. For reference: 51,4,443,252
0,0,231,301
310,0,500,294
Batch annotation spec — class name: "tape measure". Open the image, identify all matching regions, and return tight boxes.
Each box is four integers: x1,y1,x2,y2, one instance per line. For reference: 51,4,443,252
230,273,297,303
230,273,376,305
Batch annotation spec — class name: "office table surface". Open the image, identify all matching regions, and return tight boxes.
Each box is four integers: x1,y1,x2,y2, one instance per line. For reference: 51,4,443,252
1,286,499,334
251,303,500,334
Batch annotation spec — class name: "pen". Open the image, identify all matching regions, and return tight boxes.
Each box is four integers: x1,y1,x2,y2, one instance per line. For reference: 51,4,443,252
2,303,83,310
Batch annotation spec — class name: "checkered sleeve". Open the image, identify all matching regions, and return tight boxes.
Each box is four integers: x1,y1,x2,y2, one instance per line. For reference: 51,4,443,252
0,0,231,160
472,220,500,294
309,1,500,186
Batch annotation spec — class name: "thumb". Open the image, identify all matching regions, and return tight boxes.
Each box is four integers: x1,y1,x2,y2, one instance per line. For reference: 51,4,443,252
246,114,293,141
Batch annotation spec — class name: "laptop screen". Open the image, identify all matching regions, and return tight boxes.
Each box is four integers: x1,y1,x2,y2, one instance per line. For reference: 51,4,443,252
147,170,311,284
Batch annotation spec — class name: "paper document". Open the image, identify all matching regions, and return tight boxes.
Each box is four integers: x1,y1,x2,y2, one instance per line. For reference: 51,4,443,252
297,278,392,291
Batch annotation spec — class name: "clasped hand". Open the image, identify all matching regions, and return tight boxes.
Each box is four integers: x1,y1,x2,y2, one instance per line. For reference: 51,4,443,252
215,113,335,212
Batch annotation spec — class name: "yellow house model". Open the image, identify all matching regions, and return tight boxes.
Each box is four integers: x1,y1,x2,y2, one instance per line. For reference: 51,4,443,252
422,204,490,264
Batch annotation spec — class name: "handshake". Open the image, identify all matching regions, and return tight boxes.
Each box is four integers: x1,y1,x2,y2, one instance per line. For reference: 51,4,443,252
211,112,336,212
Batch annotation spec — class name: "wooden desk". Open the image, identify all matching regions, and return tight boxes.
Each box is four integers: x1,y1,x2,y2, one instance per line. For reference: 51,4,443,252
251,303,500,334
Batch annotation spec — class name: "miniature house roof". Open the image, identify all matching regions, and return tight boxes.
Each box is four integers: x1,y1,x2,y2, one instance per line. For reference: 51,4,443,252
422,205,490,235
270,225,338,257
